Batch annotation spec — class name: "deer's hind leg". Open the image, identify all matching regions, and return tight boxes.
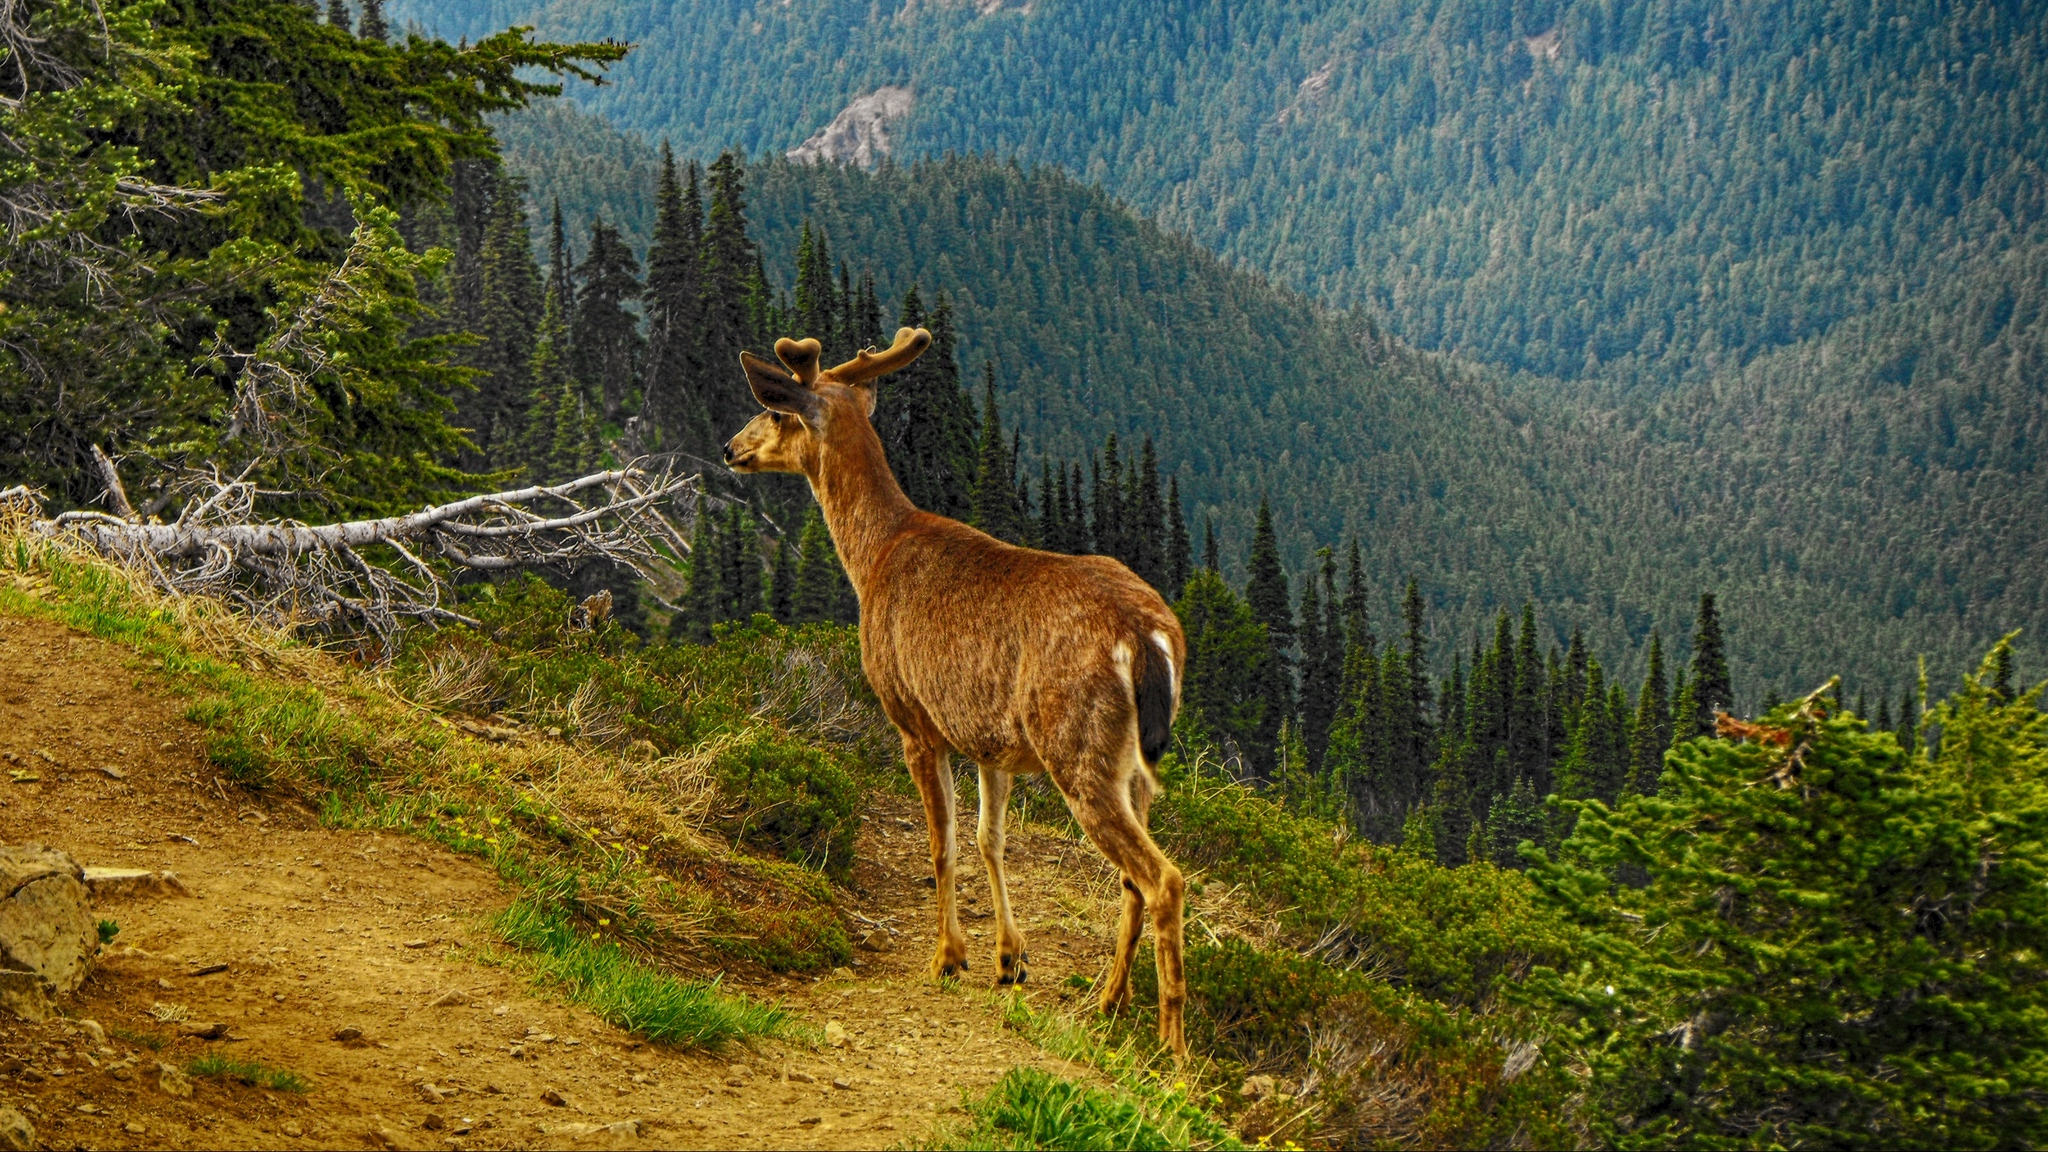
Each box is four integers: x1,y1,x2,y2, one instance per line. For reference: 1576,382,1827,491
975,763,1028,986
1066,758,1187,1056
905,733,969,978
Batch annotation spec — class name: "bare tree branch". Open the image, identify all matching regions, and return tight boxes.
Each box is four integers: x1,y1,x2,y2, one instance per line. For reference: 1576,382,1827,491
7,463,701,658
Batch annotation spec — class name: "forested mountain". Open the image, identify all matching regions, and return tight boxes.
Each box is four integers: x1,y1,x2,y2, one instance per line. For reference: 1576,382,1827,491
393,0,2048,386
492,101,2043,703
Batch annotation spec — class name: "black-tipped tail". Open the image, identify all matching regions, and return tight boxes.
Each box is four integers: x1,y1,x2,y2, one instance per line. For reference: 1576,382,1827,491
1132,634,1175,767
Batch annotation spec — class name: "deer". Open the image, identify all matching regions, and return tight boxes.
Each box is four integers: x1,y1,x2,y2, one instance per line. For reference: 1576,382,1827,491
722,327,1190,1055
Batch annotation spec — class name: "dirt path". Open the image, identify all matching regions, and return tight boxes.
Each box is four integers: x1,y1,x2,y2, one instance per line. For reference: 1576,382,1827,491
0,612,1133,1150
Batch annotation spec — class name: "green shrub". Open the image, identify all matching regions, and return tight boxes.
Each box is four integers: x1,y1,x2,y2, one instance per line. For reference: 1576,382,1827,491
187,1053,311,1093
938,1068,1209,1151
1527,648,2048,1149
708,728,862,880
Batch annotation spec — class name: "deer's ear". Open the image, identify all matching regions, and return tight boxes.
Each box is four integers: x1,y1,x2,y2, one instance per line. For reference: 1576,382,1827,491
742,352,821,420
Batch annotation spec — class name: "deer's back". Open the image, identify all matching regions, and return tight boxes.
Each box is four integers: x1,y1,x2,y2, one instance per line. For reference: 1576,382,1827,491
859,516,1180,766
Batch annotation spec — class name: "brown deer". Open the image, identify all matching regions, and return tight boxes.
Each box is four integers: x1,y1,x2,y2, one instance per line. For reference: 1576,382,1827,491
722,327,1190,1054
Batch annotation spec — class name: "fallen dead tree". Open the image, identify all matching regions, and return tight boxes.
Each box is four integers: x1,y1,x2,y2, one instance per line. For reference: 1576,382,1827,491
0,461,698,655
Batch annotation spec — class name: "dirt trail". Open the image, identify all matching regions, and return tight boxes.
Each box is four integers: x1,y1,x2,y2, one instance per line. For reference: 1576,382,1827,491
0,612,1133,1150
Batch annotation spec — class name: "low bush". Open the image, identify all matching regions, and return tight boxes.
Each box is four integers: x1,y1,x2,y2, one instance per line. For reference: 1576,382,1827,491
186,1053,311,1093
704,728,862,879
934,1067,1229,1151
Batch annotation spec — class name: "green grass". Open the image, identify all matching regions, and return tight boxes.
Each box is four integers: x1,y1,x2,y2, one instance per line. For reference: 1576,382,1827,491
96,918,119,945
187,1053,311,1093
488,898,788,1048
930,1068,1222,1151
108,1026,166,1051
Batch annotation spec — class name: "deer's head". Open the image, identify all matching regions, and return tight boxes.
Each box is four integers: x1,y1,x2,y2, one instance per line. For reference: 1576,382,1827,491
723,326,931,476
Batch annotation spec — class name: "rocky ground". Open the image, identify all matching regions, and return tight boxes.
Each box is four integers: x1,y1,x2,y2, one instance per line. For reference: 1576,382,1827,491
0,611,1140,1150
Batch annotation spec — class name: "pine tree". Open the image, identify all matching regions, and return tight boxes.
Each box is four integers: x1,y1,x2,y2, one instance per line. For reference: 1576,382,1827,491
1175,569,1269,773
699,151,758,442
1990,643,2017,702
1243,499,1294,778
1402,579,1433,771
643,147,704,452
545,199,575,314
325,0,349,28
1070,462,1092,553
468,176,543,464
1129,437,1166,591
521,281,576,479
1487,775,1544,868
793,221,839,347
720,505,765,622
1690,592,1734,734
1038,461,1063,551
1510,602,1546,784
355,0,386,40
969,364,1023,542
769,534,796,622
1165,475,1192,598
1202,517,1218,572
791,506,844,624
1093,437,1125,564
570,219,643,420
871,287,975,518
1300,547,1344,774
1626,632,1673,795
676,509,724,643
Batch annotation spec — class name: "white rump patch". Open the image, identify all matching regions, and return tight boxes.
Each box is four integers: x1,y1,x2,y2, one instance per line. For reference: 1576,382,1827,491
1149,630,1179,701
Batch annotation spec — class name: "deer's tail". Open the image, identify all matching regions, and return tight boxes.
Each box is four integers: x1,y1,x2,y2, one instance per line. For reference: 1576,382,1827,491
1132,629,1179,768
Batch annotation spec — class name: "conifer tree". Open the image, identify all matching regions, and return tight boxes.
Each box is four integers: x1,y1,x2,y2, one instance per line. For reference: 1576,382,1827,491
769,535,796,622
699,152,758,442
1175,569,1269,773
792,221,839,349
355,0,386,41
720,505,765,621
791,507,845,624
544,199,575,314
571,220,643,420
1690,592,1734,734
1300,547,1344,774
325,0,349,29
1487,774,1544,867
969,364,1023,542
643,148,704,452
1129,437,1166,591
1565,627,1590,715
1402,579,1433,770
1510,602,1546,785
1165,475,1192,598
1038,461,1063,551
1244,499,1294,778
1069,462,1091,553
468,177,543,463
676,510,723,643
1093,437,1125,563
1671,673,1700,753
520,281,576,479
1202,517,1218,572
1625,632,1673,795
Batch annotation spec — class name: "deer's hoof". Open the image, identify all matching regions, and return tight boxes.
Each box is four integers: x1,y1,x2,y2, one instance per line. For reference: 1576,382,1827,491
997,952,1029,986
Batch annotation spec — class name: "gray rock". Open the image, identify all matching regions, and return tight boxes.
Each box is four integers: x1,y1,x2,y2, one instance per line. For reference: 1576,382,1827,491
0,1105,30,1152
0,971,50,1023
0,843,98,1010
156,1061,194,1098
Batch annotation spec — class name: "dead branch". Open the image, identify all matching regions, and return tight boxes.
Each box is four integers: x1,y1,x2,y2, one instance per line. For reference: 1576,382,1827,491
10,463,700,658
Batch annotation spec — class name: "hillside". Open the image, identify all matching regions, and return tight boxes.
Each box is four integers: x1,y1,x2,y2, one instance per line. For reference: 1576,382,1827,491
395,0,2048,386
496,102,2044,703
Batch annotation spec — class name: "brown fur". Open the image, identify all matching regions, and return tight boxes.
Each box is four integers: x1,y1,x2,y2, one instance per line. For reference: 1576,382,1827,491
724,329,1191,1054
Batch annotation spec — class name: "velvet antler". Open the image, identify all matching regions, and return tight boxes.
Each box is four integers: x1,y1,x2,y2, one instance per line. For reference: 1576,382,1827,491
826,326,932,385
775,337,824,387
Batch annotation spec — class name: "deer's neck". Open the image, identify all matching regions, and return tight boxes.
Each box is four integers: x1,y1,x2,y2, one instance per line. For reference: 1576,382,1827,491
807,420,916,603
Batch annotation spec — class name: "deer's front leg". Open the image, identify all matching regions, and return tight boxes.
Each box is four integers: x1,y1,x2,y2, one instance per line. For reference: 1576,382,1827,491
975,763,1028,986
906,735,968,977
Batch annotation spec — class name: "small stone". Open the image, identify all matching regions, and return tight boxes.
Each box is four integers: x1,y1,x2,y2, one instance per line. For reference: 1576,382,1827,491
189,962,228,976
422,1113,446,1131
787,1069,817,1084
540,1088,567,1107
76,1019,105,1048
823,1020,849,1048
0,1108,34,1151
427,988,468,1008
333,1026,363,1042
492,1004,509,1016
797,1115,821,1127
156,1061,194,1098
832,1076,854,1090
124,1122,145,1136
403,939,430,949
832,966,855,979
726,1063,751,1079
178,1021,227,1040
1239,1074,1276,1100
282,1121,303,1137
